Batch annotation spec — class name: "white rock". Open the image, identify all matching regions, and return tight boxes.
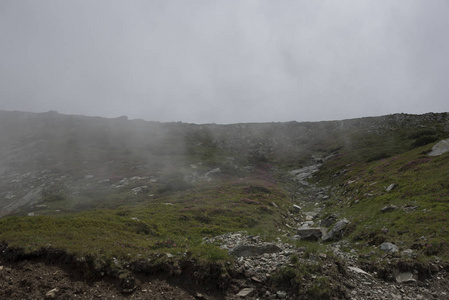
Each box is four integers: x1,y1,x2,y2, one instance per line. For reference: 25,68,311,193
45,288,58,299
236,288,254,297
386,183,396,192
348,266,371,276
396,272,416,283
428,139,449,156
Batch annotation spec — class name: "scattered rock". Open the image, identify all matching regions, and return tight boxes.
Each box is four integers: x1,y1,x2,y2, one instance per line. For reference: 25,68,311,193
236,288,254,297
381,205,398,213
131,186,148,194
230,244,282,257
403,205,419,212
380,242,399,253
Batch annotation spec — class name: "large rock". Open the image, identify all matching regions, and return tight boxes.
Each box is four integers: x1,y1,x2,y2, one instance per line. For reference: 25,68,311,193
322,219,349,242
428,139,449,156
396,272,416,284
296,226,324,241
229,244,282,257
380,242,399,253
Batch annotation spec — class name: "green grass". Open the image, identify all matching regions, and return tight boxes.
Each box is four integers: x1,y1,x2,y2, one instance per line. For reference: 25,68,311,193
321,142,449,260
0,177,291,264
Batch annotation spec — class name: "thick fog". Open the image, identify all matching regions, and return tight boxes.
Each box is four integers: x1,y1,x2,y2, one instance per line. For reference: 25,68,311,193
0,0,448,124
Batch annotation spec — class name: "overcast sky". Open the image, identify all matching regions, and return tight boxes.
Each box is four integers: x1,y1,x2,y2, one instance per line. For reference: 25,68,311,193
0,1,448,124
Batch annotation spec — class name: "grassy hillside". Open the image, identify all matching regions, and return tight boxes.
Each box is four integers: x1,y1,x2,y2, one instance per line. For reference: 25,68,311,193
0,110,449,297
320,142,449,259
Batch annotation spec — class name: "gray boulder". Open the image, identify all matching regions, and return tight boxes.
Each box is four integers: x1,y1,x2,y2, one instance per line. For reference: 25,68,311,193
296,226,324,241
380,242,399,253
322,219,349,242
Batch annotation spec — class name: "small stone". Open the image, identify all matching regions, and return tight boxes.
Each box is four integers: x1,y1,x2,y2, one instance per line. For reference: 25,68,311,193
236,288,254,297
348,266,371,276
45,288,58,299
276,290,287,298
386,183,396,192
381,205,398,213
401,249,414,257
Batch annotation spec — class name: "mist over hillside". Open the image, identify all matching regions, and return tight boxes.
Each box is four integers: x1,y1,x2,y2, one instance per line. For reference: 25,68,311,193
1,110,449,299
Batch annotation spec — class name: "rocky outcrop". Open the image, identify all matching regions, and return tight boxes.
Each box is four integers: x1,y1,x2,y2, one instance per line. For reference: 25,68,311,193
290,164,322,184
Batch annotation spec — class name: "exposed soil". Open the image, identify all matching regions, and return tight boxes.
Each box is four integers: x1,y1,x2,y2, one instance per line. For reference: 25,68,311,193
2,251,449,300
0,255,224,300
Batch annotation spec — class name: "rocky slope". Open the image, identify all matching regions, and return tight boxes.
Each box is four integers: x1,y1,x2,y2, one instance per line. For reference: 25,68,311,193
1,110,449,299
